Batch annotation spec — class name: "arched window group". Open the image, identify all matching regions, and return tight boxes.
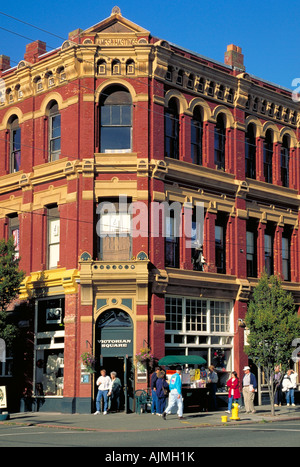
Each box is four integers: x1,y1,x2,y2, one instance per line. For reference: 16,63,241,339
5,100,61,173
245,122,292,187
162,95,294,187
97,59,136,76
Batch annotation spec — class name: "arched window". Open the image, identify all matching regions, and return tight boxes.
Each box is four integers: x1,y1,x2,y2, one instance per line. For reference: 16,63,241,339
126,59,135,75
191,106,203,165
176,69,184,85
245,123,256,179
97,59,107,75
263,129,273,183
112,59,121,75
165,98,179,159
9,116,21,173
187,74,194,89
100,85,132,153
281,135,290,188
166,65,173,81
48,101,61,162
214,114,226,170
198,77,205,93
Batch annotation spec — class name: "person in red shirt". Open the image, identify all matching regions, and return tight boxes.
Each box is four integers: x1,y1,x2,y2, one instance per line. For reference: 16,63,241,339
225,371,241,413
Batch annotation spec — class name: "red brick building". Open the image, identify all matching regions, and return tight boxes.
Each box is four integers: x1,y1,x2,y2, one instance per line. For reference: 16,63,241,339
0,7,299,413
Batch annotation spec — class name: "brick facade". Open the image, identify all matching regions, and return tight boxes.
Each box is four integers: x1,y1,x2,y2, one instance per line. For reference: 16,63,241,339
0,8,299,413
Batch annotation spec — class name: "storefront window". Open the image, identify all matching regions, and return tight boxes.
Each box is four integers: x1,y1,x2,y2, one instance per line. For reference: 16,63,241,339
165,296,233,391
0,349,13,377
34,297,64,397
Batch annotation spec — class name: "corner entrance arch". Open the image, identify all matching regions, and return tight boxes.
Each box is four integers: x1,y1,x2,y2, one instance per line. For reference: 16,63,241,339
95,309,134,412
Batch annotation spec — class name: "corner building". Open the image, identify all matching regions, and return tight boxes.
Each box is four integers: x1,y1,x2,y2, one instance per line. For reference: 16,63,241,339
0,7,299,413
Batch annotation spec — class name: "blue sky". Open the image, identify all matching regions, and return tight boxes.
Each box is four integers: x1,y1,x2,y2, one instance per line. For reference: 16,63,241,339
0,0,298,90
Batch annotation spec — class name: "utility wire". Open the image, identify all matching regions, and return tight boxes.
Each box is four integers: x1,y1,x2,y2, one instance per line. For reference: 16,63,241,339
0,14,299,252
0,12,297,156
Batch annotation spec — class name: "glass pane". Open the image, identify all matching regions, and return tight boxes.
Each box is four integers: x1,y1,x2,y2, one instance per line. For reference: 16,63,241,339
111,106,121,125
101,127,131,151
264,234,272,254
49,219,60,244
101,106,111,126
121,105,132,125
51,115,61,138
282,237,289,260
50,138,61,153
14,151,21,172
13,129,21,151
49,243,60,269
215,225,223,243
246,231,254,254
165,113,174,137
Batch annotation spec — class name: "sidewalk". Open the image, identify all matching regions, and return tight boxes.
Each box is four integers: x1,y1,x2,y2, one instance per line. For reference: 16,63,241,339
1,405,300,432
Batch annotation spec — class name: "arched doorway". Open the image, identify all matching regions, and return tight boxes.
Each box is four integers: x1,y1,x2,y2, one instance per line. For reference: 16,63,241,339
95,309,134,413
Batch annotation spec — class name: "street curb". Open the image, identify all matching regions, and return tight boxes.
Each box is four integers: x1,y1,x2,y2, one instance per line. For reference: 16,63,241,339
1,414,300,433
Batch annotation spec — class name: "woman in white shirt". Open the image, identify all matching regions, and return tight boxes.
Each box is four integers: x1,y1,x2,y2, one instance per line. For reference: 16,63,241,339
282,370,298,407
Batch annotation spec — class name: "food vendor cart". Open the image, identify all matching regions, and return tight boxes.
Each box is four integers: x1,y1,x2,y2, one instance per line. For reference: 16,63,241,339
158,355,208,412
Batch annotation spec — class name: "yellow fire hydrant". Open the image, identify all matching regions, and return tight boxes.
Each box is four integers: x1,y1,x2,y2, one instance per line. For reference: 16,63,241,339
230,402,240,420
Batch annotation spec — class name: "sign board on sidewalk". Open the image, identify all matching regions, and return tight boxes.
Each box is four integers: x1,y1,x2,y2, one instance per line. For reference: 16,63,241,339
0,386,7,409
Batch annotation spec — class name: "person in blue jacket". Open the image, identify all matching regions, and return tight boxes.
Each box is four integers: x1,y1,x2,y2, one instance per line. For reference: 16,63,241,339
155,371,169,416
162,366,183,420
150,367,160,415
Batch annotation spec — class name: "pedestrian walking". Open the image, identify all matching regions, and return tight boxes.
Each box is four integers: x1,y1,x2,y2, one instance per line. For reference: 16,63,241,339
225,371,241,413
242,366,257,414
108,371,122,412
150,367,160,415
207,365,218,411
273,365,282,407
155,371,169,416
94,369,111,415
162,367,183,420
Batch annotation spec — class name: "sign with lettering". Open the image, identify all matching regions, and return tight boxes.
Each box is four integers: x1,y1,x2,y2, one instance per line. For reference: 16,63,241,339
97,329,133,357
99,339,132,349
96,309,133,357
96,38,139,47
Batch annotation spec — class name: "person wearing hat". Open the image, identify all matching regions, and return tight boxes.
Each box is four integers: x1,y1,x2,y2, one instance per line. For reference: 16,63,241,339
207,365,218,411
162,366,183,420
242,366,257,414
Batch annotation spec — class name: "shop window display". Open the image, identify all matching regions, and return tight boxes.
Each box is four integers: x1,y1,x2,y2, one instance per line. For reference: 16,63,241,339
165,296,233,391
36,350,64,396
34,297,65,397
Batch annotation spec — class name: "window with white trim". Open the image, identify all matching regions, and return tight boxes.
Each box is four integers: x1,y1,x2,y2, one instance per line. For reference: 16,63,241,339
47,206,60,269
165,296,233,389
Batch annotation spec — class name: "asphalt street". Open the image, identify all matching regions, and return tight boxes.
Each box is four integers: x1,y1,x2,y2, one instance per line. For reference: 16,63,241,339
0,420,300,448
0,405,300,449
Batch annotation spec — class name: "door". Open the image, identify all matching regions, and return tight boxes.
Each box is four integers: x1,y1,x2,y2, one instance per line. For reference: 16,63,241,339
95,309,134,413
